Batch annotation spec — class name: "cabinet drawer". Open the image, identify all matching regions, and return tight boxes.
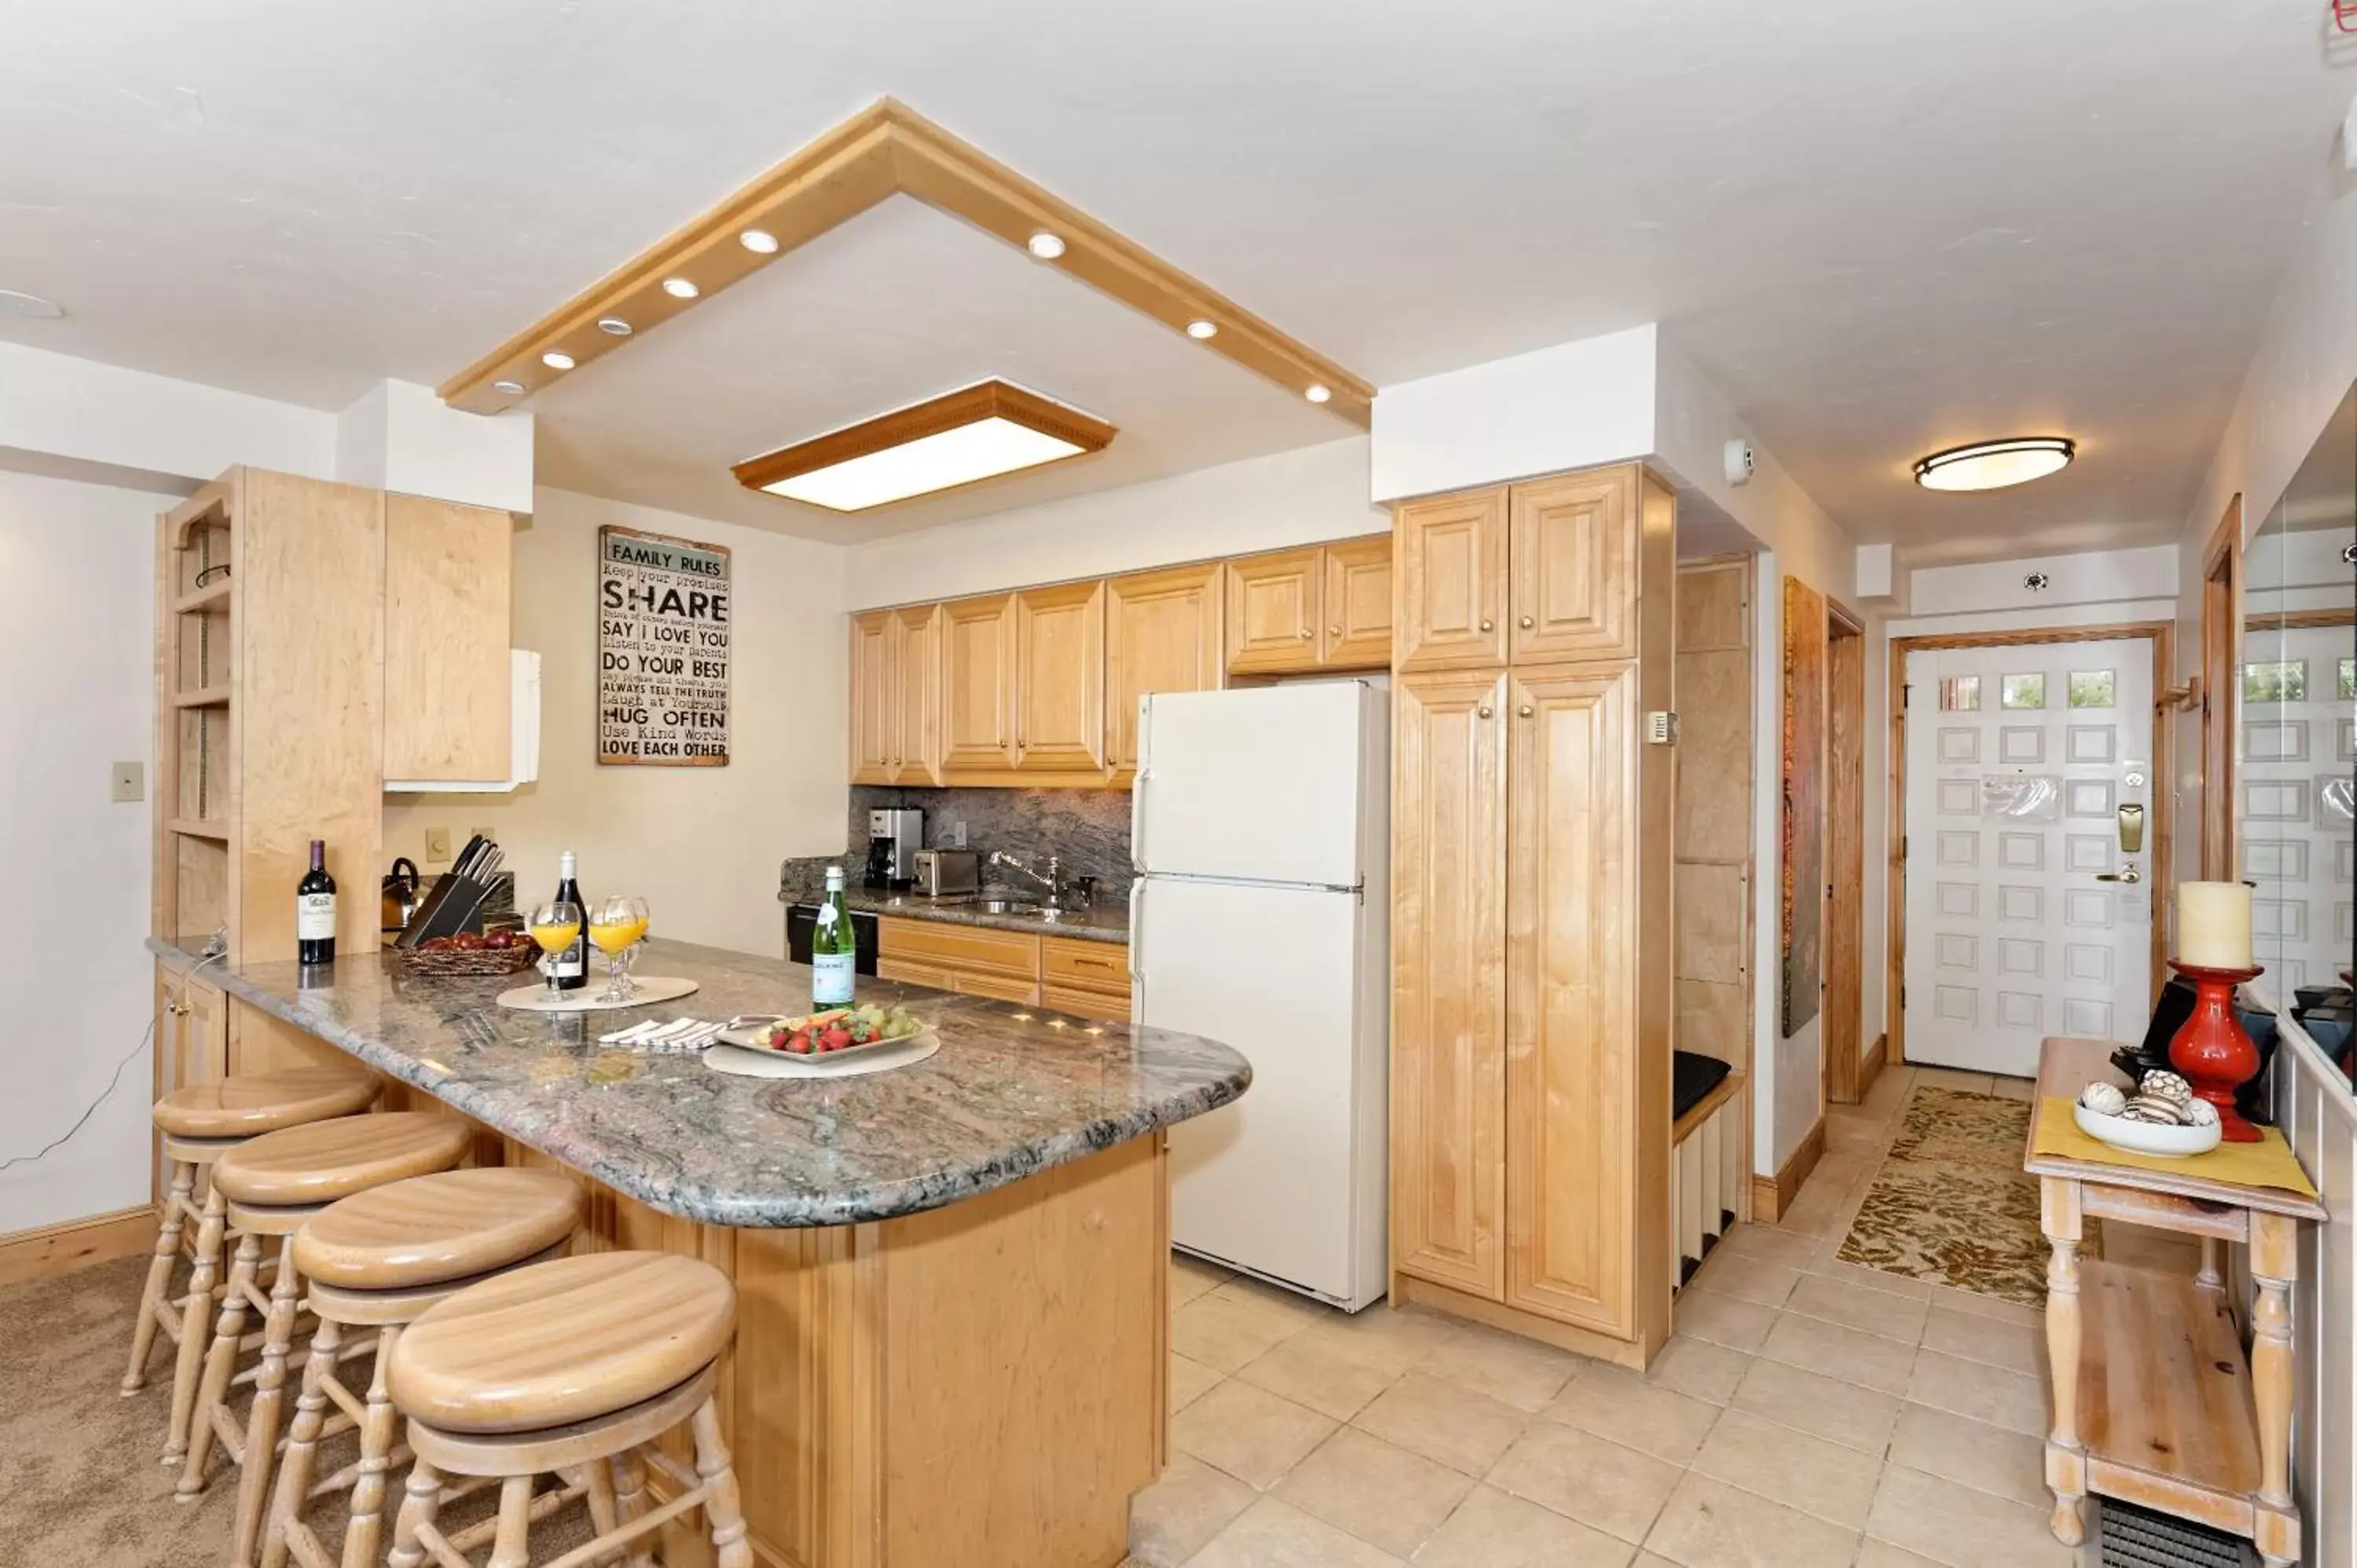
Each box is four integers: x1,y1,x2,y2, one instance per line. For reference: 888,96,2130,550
878,916,1039,979
1041,936,1130,991
950,969,1041,1006
1044,984,1131,1024
877,958,954,991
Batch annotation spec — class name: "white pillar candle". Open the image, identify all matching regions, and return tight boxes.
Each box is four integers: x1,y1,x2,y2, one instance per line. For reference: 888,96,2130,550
2176,881,2253,970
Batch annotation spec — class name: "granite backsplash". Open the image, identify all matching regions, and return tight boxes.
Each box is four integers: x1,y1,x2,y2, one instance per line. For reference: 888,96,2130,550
780,786,1134,899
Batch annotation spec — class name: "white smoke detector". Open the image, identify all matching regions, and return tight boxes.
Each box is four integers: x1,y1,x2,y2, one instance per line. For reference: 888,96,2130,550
1724,438,1755,487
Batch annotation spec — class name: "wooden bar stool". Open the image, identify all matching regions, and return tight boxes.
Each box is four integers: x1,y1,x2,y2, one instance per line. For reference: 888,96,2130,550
181,1112,474,1568
384,1251,750,1568
127,1067,380,1467
260,1168,585,1568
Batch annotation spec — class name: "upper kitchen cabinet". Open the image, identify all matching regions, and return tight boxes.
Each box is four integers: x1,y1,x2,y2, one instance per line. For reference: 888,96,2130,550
1011,579,1107,777
849,609,896,785
1509,467,1639,664
1395,490,1507,671
889,603,943,786
1321,534,1395,669
1225,547,1322,675
383,494,514,782
940,592,1019,776
1105,562,1223,782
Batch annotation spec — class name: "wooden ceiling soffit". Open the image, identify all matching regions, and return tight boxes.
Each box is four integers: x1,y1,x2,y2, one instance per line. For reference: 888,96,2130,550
437,98,1373,429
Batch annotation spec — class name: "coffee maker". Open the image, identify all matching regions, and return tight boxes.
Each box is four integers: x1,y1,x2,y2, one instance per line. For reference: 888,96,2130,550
864,808,924,890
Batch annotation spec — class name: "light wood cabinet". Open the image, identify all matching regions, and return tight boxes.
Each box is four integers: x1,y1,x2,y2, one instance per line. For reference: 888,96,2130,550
1012,580,1106,775
383,493,512,782
152,962,229,1203
940,593,1018,775
850,610,896,785
1509,469,1638,664
890,603,942,786
1391,669,1508,1299
878,917,1041,1005
1321,534,1395,669
1395,489,1507,671
1225,548,1322,674
1105,563,1224,782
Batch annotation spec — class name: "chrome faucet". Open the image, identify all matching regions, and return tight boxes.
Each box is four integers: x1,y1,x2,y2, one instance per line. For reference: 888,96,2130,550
989,850,1063,905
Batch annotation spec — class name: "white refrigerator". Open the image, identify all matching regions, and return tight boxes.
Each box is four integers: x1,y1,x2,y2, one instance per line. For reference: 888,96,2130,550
1130,680,1390,1311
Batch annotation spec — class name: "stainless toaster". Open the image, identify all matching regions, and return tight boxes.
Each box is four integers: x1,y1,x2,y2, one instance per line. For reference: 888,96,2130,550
912,848,981,897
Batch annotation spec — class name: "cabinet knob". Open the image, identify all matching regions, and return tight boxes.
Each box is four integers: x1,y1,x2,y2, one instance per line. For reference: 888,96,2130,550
1328,626,1340,638
1519,615,1534,629
1299,628,1313,639
1518,704,1534,718
1479,619,1494,632
1477,705,1494,720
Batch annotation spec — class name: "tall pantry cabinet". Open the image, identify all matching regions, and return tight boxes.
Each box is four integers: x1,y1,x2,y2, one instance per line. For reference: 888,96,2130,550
1390,462,1677,1368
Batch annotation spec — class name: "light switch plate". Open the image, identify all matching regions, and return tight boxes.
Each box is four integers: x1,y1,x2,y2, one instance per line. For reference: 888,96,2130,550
110,761,145,803
424,826,453,862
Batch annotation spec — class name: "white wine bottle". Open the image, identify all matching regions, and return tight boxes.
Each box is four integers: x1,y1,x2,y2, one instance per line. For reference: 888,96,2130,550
811,865,856,1007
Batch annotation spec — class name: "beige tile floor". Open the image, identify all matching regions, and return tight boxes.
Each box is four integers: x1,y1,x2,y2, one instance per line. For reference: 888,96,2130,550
1131,1064,2124,1568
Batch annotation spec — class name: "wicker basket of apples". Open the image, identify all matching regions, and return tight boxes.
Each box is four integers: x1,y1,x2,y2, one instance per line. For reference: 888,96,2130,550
395,928,541,976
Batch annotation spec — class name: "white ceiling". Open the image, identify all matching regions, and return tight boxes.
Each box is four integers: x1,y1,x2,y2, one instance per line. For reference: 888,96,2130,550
3,2,2350,558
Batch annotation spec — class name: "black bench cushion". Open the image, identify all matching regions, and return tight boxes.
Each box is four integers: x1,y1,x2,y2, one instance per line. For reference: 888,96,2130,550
1673,1050,1732,1125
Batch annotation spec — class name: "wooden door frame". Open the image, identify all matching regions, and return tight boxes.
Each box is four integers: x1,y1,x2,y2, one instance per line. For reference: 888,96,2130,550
1886,621,2176,1066
2200,496,2243,880
1824,598,1868,1104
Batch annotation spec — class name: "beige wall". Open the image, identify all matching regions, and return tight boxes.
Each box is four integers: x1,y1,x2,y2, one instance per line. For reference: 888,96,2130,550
385,486,849,957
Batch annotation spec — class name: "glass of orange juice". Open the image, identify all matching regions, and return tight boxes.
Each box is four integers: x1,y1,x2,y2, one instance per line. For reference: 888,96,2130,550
588,894,650,1003
526,899,583,1002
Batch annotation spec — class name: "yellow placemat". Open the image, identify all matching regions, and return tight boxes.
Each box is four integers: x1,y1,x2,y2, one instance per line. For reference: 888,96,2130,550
2033,1097,2319,1198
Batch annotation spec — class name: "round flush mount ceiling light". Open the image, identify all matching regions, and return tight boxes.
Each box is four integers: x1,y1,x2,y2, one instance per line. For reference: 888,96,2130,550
492,379,526,395
1026,231,1066,260
540,351,575,371
1186,319,1219,340
739,228,779,254
596,317,632,336
0,288,64,319
662,277,700,299
1304,383,1332,405
1913,437,2075,492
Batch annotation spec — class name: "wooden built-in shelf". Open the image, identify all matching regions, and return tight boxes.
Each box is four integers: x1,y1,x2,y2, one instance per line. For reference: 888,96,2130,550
170,685,232,709
2077,1259,2260,1515
168,819,229,842
171,580,233,614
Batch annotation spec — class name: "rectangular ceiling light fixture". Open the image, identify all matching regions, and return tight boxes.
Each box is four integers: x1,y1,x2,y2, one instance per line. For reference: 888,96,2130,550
732,380,1116,511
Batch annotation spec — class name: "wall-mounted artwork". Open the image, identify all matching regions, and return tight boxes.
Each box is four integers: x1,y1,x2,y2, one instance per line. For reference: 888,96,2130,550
1782,575,1827,1038
598,525,731,767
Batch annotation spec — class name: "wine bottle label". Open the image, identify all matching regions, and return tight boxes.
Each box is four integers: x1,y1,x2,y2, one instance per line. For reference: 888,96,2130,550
812,952,855,1006
552,945,585,978
297,892,337,940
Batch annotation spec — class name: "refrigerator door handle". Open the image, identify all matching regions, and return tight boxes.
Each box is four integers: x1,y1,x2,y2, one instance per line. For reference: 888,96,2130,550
1127,881,1145,984
1131,697,1149,874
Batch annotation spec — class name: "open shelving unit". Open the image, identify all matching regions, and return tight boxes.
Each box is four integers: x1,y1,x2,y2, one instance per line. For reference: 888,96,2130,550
155,482,238,956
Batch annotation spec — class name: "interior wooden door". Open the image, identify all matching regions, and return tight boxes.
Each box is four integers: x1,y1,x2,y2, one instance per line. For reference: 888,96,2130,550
1391,669,1508,1300
1320,534,1395,669
1503,662,1637,1336
1012,579,1107,775
1395,490,1506,671
849,609,896,785
889,603,942,786
1824,615,1866,1101
1226,548,1321,675
940,593,1017,775
1105,562,1223,783
1508,467,1637,665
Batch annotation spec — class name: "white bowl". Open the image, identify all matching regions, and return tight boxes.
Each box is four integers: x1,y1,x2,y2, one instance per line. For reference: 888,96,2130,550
2073,1101,2222,1158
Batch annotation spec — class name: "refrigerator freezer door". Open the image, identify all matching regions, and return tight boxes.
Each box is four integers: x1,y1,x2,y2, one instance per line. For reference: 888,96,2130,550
1135,684,1370,888
1143,875,1369,1302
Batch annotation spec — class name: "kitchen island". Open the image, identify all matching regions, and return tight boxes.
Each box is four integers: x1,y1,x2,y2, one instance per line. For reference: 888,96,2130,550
147,935,1251,1568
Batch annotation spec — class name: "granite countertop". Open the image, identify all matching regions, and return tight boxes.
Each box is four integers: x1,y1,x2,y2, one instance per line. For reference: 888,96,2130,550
149,936,1242,1229
782,885,1132,943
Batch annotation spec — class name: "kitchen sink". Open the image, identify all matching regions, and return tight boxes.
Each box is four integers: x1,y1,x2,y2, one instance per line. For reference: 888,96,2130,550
940,896,1043,915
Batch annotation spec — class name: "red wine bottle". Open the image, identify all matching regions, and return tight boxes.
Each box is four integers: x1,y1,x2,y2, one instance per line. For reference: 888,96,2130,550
296,839,337,965
552,850,589,991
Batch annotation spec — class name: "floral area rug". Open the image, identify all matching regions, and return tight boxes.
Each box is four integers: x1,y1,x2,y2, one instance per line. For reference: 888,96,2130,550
1835,1086,2095,1307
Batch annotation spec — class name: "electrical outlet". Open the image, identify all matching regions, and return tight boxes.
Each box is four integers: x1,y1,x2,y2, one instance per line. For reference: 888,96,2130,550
424,826,453,862
469,824,494,844
109,761,145,803
946,820,966,848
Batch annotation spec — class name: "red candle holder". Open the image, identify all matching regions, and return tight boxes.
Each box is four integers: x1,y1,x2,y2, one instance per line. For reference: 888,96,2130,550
2166,960,2265,1143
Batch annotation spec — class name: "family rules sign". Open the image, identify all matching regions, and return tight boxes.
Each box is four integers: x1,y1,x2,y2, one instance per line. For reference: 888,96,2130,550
597,525,731,767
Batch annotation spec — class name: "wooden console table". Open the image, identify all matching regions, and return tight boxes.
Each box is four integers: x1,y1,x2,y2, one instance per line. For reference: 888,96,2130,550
2025,1036,2326,1567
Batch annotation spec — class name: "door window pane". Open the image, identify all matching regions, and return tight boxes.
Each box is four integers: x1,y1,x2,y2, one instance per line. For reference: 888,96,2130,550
2001,673,2047,709
2067,670,2116,709
2243,661,2307,704
1939,676,1981,712
2338,658,2353,701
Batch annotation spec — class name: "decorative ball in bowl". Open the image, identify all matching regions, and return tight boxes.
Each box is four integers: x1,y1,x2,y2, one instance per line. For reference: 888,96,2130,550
2071,1098,2222,1158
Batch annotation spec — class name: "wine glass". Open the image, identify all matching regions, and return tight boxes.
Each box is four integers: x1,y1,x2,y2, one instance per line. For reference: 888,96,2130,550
526,899,582,1002
588,895,650,1004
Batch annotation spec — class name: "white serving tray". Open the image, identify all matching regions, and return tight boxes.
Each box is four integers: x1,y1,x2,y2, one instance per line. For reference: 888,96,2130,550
2073,1101,2223,1159
704,1035,939,1079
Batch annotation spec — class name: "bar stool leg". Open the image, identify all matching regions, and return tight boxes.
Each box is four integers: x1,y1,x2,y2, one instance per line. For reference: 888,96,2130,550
259,1313,341,1568
611,1448,658,1568
164,1185,229,1466
386,1459,444,1568
232,1235,302,1568
581,1460,622,1566
691,1396,753,1568
180,1227,261,1499
123,1160,192,1395
339,1322,401,1568
486,1474,536,1568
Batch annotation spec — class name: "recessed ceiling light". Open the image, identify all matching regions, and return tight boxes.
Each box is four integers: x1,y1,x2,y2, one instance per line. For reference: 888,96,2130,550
733,380,1115,512
541,351,575,371
662,277,700,299
1304,383,1332,405
1913,437,2075,492
739,229,779,254
596,317,632,336
1026,232,1066,261
493,379,526,395
0,288,64,319
1186,319,1219,340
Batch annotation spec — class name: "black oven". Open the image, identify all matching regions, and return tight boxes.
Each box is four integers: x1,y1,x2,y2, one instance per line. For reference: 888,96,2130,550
785,903,879,975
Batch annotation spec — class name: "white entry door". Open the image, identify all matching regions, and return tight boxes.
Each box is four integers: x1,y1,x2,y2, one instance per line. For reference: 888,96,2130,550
1903,637,2156,1076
